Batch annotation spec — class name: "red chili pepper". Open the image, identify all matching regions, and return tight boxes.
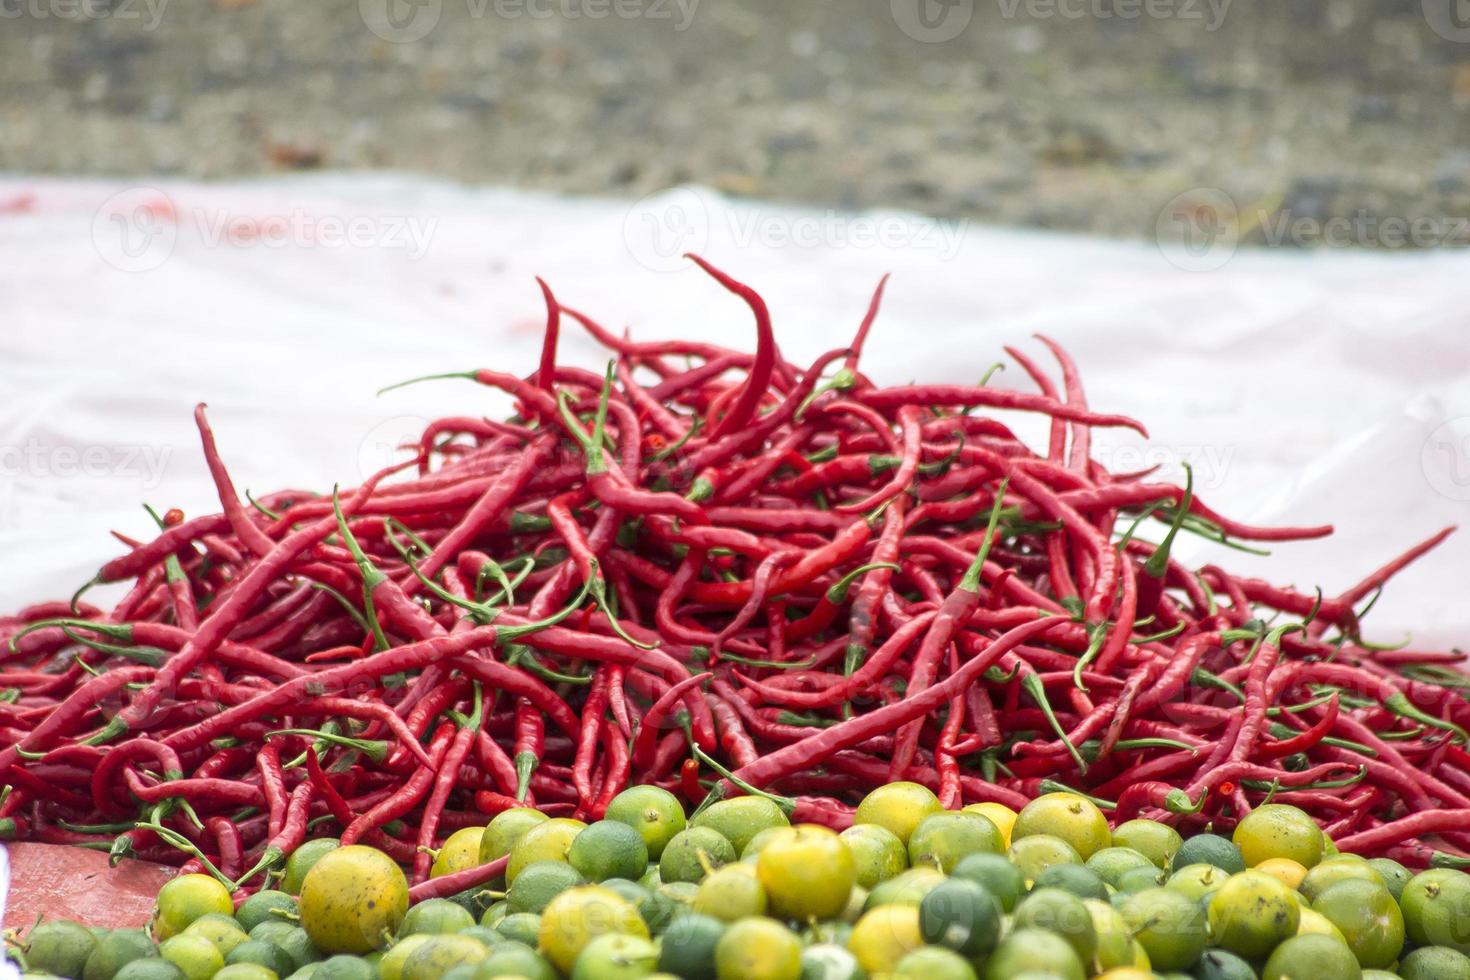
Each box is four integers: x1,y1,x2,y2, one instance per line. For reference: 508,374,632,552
413,685,484,883
730,618,1059,792
512,698,544,804
630,672,711,772
679,757,704,806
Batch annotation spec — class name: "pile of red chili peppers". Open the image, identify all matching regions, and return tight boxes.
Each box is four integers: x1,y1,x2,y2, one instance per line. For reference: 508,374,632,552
1,255,1464,900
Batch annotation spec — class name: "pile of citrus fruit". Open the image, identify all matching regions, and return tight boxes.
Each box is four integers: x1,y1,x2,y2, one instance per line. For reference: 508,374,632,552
9,781,1470,980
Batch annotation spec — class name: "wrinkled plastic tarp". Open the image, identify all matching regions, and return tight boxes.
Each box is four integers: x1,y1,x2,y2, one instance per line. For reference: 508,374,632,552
2,173,1469,923
1,175,1466,638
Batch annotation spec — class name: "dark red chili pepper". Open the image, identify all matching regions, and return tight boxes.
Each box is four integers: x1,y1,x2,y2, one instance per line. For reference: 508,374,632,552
686,255,778,439
1113,781,1207,823
342,724,454,846
574,671,610,808
630,672,711,772
512,698,544,803
730,618,1059,791
414,685,484,883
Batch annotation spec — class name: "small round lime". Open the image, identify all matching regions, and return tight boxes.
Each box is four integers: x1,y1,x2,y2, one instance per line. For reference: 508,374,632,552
1400,945,1470,980
604,786,686,860
1033,862,1108,901
918,876,1000,958
893,946,976,980
24,920,97,979
982,927,1085,980
400,935,488,980
477,942,557,980
494,912,542,948
505,818,587,886
1366,857,1411,901
1311,878,1404,968
1118,886,1207,970
506,861,585,915
1169,833,1244,875
1401,868,1470,953
236,891,298,934
798,943,863,980
659,827,736,885
180,915,248,959
478,808,549,865
839,823,908,889
863,867,946,911
1011,792,1111,860
690,797,789,854
571,932,658,980
907,811,1004,873
153,874,234,941
693,864,767,922
1234,804,1325,870
1207,869,1300,959
853,782,943,846
82,929,157,980
1013,887,1096,966
429,827,485,880
713,917,801,980
847,905,924,975
569,820,650,882
1111,818,1183,869
282,839,340,896
657,913,724,979
757,825,855,920
1165,862,1230,903
1262,933,1361,980
1086,847,1157,888
1008,833,1082,883
1300,855,1386,903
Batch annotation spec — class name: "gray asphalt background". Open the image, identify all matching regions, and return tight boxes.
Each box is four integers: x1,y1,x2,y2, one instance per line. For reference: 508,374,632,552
2,0,1469,245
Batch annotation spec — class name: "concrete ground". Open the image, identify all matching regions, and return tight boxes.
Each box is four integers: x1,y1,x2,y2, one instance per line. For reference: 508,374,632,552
1,0,1468,246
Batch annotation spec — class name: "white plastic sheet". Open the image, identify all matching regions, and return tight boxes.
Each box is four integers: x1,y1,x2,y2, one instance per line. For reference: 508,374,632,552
1,175,1467,648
